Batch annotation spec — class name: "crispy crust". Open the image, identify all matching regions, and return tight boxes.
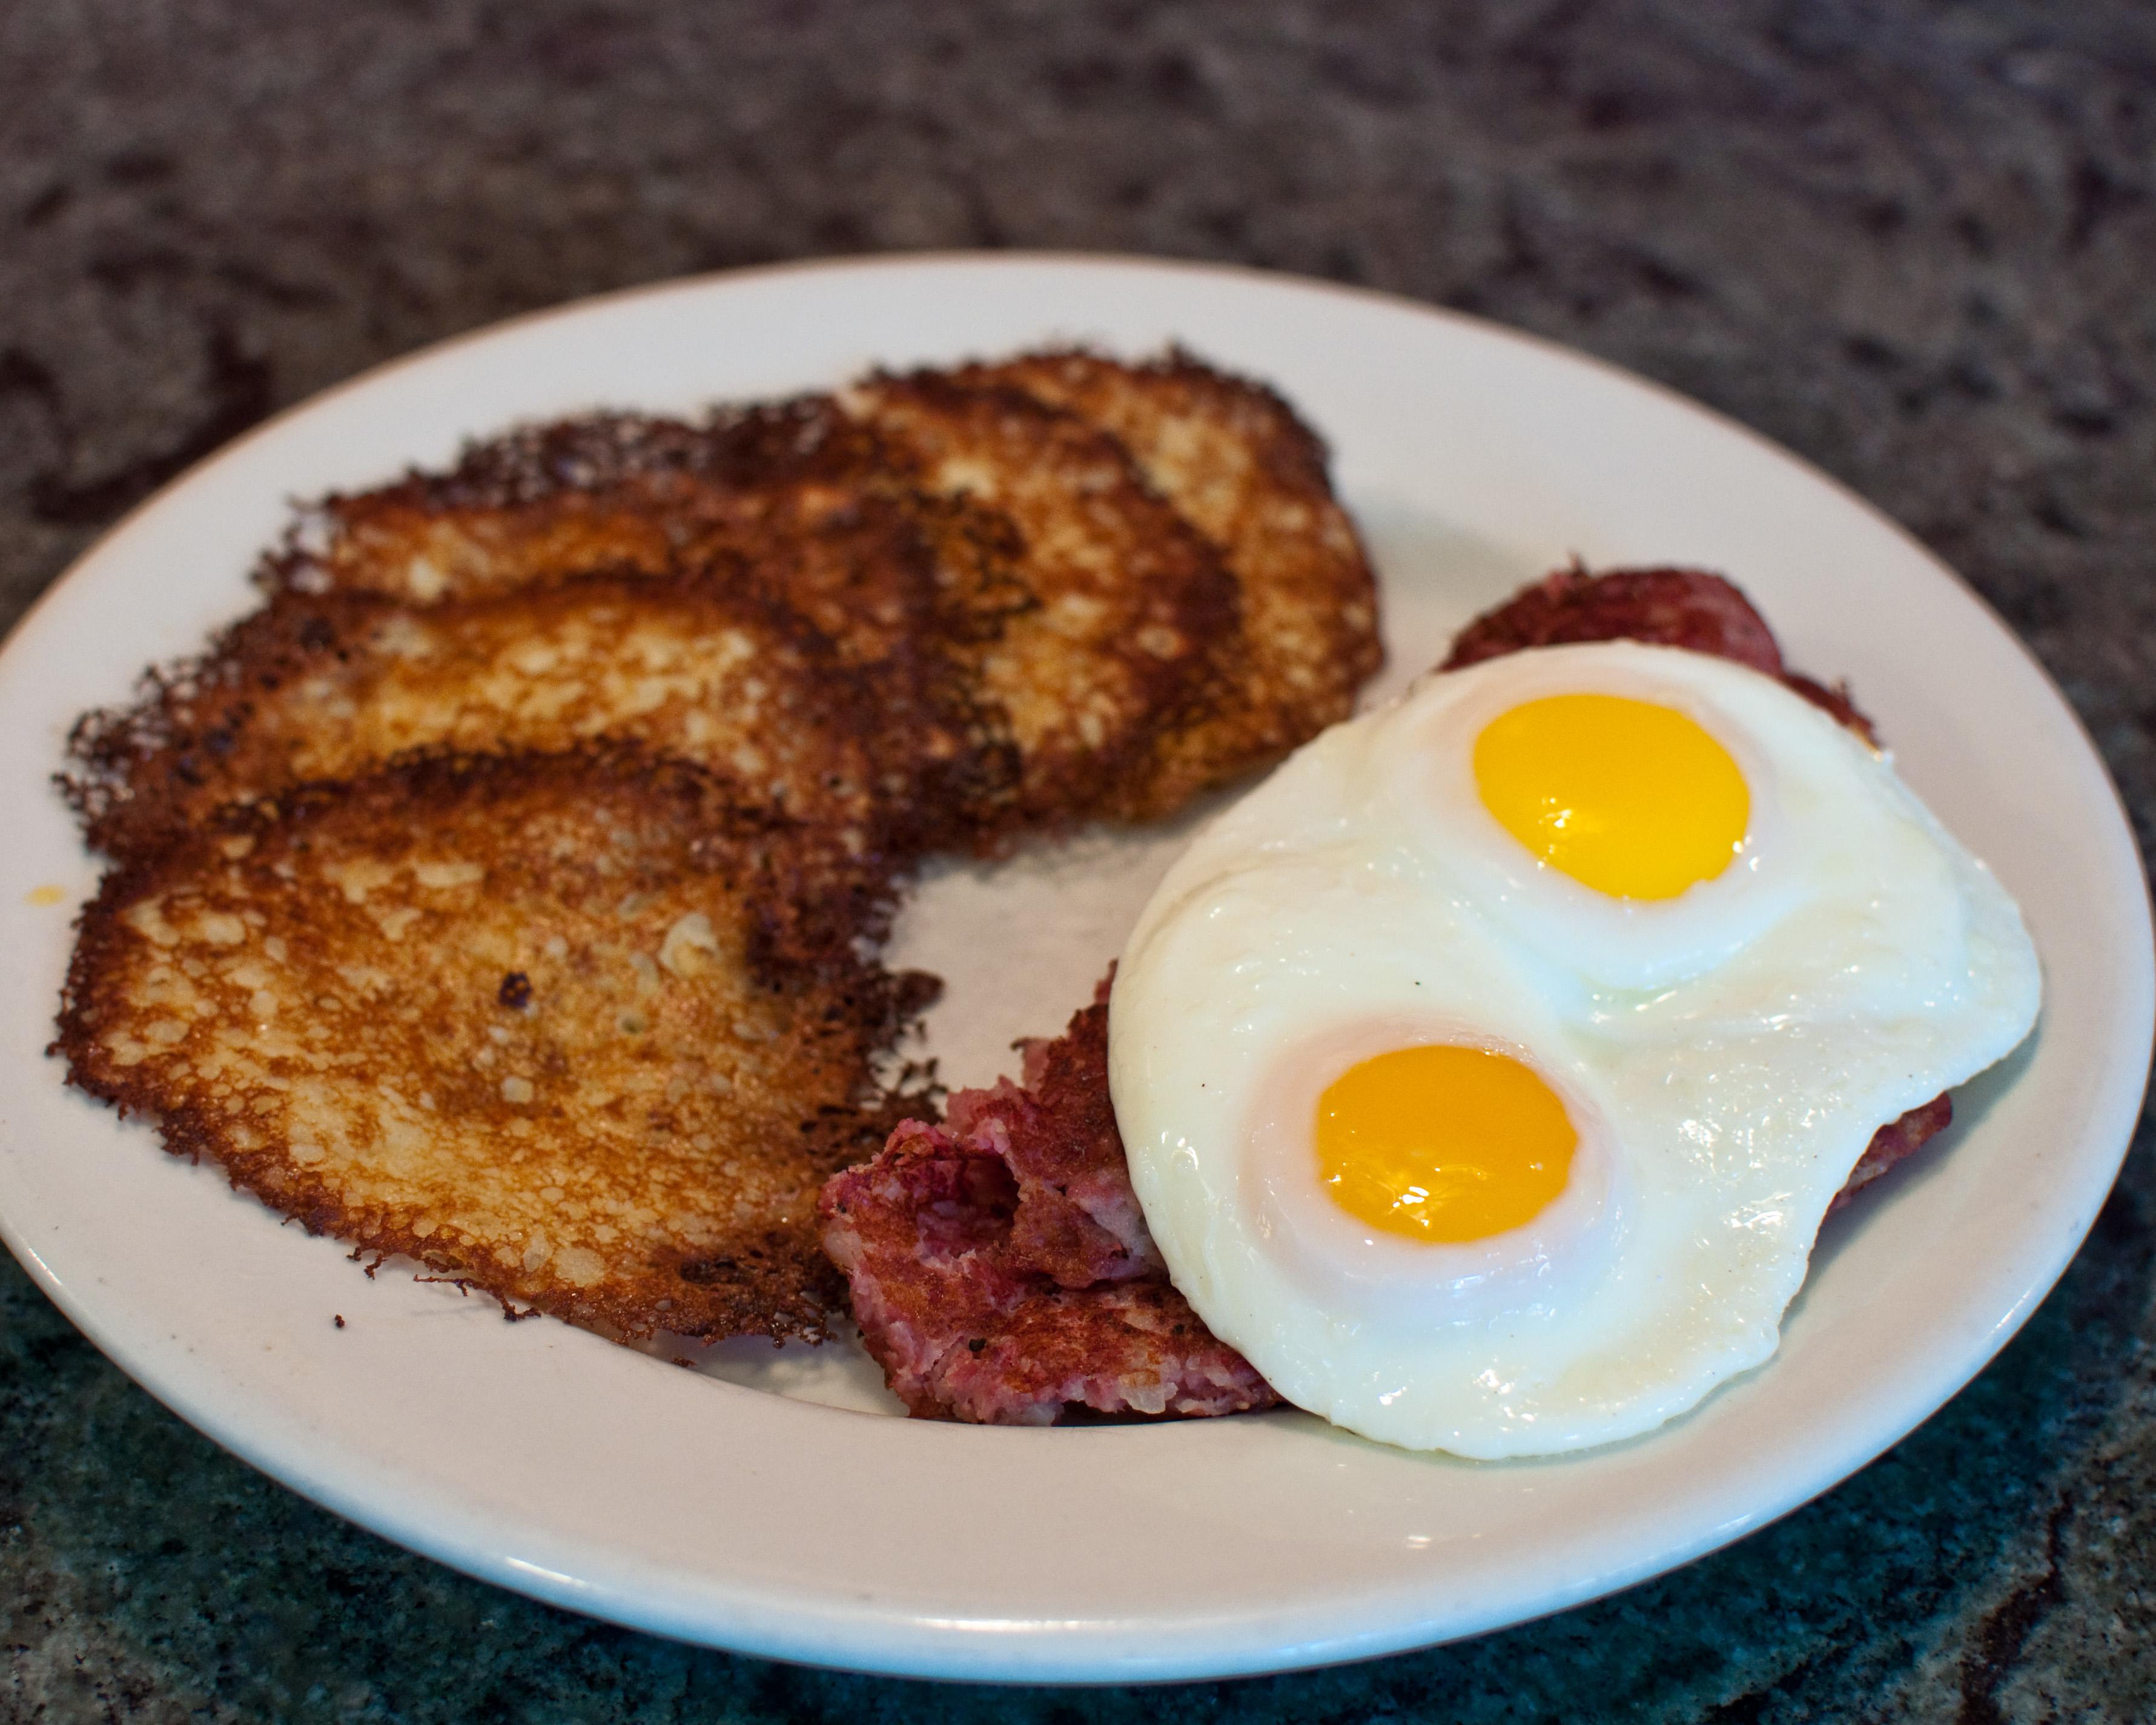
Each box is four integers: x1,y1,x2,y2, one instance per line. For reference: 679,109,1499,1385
272,401,902,608
849,371,1241,827
55,750,932,1342
268,400,1023,837
956,349,1383,816
63,572,919,864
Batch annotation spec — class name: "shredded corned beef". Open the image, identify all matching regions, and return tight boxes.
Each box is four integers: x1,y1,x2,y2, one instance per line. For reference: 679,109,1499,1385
945,999,1162,1288
1444,563,1785,674
1443,562,1879,743
1830,1091,1955,1211
818,978,1278,1424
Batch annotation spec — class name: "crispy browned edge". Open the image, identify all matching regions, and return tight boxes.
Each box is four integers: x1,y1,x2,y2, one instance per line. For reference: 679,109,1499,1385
853,368,1243,829
51,748,937,1341
953,346,1384,816
279,398,898,536
262,399,1028,840
61,568,926,865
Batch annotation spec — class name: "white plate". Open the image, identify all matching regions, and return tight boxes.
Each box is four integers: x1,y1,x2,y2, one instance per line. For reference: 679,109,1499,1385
0,254,2148,1684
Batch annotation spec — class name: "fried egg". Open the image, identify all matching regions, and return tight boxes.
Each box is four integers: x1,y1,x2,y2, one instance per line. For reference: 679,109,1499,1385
1108,641,2041,1458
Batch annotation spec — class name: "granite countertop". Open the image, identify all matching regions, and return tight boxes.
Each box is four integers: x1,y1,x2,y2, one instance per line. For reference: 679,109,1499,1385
4,3,2153,1719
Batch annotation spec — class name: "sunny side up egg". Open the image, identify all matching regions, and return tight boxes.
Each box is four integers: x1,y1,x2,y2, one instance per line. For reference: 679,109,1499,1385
1108,640,2041,1458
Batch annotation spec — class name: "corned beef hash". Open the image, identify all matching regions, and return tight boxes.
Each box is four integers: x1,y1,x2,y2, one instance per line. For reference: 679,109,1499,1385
55,347,2039,1460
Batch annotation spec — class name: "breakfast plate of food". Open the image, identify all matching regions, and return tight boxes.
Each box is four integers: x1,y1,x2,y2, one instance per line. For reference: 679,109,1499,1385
0,253,2147,1683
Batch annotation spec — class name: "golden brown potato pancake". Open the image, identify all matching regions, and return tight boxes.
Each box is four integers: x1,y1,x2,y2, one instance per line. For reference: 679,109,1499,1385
848,371,1240,827
954,351,1383,817
270,401,1025,837
65,574,914,864
56,751,928,1342
277,402,882,610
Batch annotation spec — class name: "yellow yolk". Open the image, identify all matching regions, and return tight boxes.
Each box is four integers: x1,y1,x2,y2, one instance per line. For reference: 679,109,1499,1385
1473,694,1749,899
1316,1045,1577,1242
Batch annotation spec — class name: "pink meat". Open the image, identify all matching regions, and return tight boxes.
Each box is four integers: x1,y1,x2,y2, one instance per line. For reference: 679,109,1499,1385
1443,562,1880,743
1830,1093,1954,1212
818,980,1278,1424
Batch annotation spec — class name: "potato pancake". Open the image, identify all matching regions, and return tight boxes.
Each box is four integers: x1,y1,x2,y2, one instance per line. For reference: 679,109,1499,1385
847,371,1239,826
278,402,889,611
955,351,1382,817
56,751,928,1342
65,574,910,864
271,401,1023,839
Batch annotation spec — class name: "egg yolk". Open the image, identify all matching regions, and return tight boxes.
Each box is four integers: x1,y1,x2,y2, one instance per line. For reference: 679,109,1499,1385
1317,1045,1576,1242
1473,694,1749,899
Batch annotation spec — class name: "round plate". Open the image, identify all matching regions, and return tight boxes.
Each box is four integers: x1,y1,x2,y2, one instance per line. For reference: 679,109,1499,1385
0,254,2147,1684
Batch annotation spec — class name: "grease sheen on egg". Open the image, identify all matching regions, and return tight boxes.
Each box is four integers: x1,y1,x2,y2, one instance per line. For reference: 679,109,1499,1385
1109,641,2040,1458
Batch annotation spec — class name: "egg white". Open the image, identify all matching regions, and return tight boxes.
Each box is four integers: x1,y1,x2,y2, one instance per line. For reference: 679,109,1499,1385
1109,642,2042,1458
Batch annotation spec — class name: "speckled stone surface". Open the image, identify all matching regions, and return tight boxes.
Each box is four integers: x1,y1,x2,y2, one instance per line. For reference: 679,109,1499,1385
3,2,2153,1719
